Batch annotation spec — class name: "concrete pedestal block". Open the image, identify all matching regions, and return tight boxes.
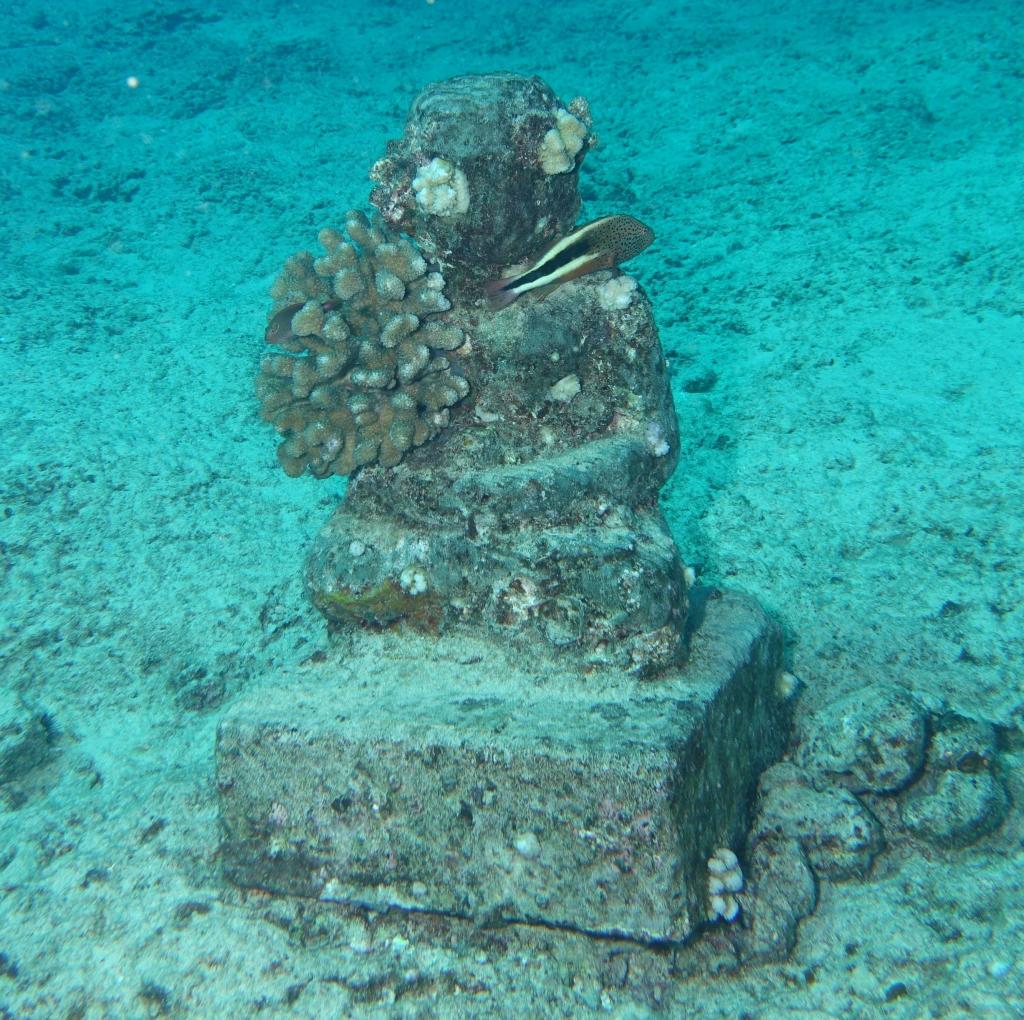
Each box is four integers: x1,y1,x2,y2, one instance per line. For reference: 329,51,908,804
217,590,788,944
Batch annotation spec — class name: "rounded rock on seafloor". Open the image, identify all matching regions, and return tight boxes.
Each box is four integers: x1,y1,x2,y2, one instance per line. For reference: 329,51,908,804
752,762,883,880
794,684,928,794
897,713,1009,848
899,768,1009,848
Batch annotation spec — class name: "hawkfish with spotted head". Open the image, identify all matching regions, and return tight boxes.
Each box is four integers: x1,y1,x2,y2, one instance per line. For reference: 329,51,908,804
484,215,654,310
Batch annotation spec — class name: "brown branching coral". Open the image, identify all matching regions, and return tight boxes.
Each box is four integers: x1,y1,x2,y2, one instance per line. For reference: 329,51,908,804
257,211,469,478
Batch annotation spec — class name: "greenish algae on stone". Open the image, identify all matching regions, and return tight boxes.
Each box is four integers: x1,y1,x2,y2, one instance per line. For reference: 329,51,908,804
313,580,443,632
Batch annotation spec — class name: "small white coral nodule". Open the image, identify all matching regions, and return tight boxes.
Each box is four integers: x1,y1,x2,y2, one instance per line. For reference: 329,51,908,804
776,670,801,700
706,847,744,923
399,566,428,596
538,108,588,175
645,421,670,458
548,373,581,403
597,274,638,311
412,157,470,217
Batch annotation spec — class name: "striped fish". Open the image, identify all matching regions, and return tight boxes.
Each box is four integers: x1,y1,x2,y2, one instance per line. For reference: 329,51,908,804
484,215,654,310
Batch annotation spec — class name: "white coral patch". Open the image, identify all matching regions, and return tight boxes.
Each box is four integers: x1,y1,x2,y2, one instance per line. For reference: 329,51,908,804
706,848,744,923
598,274,638,310
645,421,670,458
399,566,428,596
548,373,581,403
776,670,801,700
413,157,470,217
514,832,541,858
539,108,588,175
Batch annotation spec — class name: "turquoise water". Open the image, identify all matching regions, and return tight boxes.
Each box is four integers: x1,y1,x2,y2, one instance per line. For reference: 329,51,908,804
1,0,1022,1016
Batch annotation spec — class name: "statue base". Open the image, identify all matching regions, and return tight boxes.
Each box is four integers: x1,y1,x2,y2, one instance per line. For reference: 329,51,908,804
216,589,788,944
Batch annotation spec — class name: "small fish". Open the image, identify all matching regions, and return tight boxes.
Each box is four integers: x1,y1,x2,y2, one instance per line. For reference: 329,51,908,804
264,299,342,344
483,215,654,311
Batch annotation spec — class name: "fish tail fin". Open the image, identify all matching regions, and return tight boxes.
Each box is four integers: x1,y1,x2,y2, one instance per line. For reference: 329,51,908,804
484,277,519,311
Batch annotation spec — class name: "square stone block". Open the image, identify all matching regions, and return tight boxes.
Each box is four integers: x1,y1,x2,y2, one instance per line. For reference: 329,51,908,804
216,589,788,943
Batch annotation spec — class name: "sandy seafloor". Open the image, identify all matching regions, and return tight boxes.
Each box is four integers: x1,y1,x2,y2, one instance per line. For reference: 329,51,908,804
1,0,1022,1016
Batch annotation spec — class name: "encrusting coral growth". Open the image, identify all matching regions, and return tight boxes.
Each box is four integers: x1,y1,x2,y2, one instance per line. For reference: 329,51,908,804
412,157,470,217
257,211,469,478
538,107,589,175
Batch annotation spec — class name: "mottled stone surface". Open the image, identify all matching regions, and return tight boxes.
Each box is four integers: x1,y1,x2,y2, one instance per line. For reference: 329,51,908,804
217,590,790,944
895,714,1009,848
752,762,882,880
794,684,928,794
792,686,1010,857
735,833,817,964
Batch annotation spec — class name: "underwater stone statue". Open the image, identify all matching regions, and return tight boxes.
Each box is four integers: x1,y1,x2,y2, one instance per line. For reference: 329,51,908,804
259,72,691,677
224,73,792,945
226,75,1002,954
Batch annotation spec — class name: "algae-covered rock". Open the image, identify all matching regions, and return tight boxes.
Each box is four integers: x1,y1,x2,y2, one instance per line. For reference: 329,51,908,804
752,762,883,880
252,72,689,672
306,274,687,675
218,592,788,944
900,769,1008,847
735,833,817,963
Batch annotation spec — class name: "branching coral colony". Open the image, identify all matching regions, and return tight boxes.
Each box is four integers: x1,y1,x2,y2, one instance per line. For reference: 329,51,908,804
257,211,469,478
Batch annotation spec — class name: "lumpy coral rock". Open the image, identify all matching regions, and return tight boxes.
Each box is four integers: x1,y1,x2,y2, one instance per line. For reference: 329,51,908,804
752,763,883,880
257,211,469,478
896,714,1009,848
